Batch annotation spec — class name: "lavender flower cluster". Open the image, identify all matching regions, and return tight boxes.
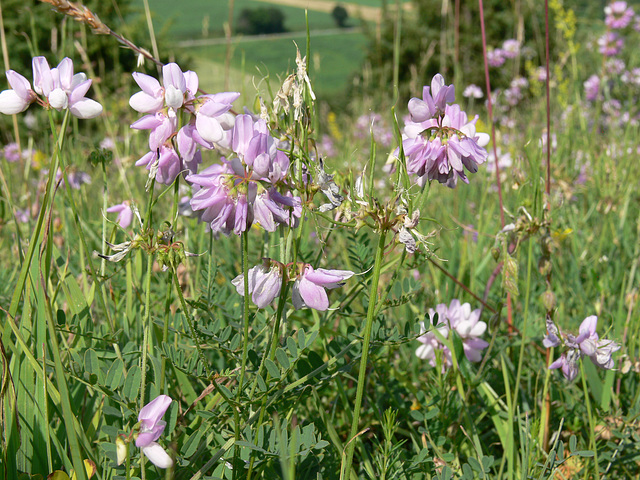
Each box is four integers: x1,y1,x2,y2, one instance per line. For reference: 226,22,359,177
544,315,620,381
0,56,102,118
398,74,490,188
416,299,489,370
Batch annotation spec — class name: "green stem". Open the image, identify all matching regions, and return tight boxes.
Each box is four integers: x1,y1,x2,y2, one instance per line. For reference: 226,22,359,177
172,267,210,377
246,277,290,480
138,179,156,480
233,230,251,478
342,229,387,480
580,361,600,478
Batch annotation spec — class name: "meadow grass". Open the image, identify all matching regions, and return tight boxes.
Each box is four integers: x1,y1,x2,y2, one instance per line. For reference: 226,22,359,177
0,0,639,479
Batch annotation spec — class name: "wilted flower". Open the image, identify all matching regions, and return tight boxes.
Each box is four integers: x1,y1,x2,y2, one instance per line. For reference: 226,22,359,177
416,299,489,370
545,315,621,381
136,395,173,468
107,201,133,229
605,1,634,29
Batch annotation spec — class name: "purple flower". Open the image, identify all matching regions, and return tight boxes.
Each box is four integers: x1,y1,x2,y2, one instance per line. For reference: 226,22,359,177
416,299,489,369
546,315,621,381
106,201,133,228
232,262,283,308
408,74,455,122
186,115,301,235
0,70,36,115
32,57,103,119
501,39,521,59
135,145,183,185
605,58,626,75
291,265,354,311
3,142,22,162
584,75,600,102
401,94,489,187
598,32,624,56
136,395,173,468
487,48,506,67
605,1,634,29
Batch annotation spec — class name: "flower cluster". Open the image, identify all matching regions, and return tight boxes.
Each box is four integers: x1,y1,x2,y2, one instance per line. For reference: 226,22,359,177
0,57,102,118
416,299,489,370
544,315,620,381
486,39,521,68
232,259,354,311
129,62,239,184
398,74,489,188
605,1,635,29
186,114,301,235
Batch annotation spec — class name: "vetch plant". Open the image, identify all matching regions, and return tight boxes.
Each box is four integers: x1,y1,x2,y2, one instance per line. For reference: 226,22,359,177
544,315,620,381
0,56,102,118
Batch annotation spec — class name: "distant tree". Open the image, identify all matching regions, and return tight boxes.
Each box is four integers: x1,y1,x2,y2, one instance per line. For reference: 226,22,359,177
332,5,349,28
237,7,286,35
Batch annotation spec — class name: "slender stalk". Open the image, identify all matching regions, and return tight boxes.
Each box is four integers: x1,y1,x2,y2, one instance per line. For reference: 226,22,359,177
342,230,387,480
138,179,156,480
172,267,210,377
580,362,599,478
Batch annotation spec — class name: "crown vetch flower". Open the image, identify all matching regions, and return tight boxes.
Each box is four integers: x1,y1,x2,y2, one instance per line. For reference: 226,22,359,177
107,201,133,228
605,1,634,29
32,57,102,118
408,74,455,122
291,265,354,311
545,315,621,381
416,299,489,369
501,39,521,59
232,262,283,308
136,395,173,468
186,114,301,235
1,57,101,118
0,70,36,114
401,90,489,188
598,32,624,56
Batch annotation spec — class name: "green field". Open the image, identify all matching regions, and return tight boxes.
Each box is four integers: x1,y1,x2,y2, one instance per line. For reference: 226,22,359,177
143,0,339,39
188,30,369,98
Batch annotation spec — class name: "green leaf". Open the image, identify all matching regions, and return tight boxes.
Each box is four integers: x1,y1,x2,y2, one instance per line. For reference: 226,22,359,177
297,328,306,350
286,336,298,358
123,365,141,403
265,359,280,379
104,359,125,390
275,348,290,370
181,429,205,458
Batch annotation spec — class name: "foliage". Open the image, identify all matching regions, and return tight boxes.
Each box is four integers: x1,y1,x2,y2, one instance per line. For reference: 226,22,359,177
354,0,558,103
236,7,287,35
332,4,349,28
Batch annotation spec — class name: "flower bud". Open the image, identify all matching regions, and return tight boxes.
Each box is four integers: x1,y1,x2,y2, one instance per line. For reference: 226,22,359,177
541,290,556,312
116,437,127,466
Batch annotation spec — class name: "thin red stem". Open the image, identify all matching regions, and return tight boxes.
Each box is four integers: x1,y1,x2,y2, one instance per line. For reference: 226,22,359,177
545,0,551,203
